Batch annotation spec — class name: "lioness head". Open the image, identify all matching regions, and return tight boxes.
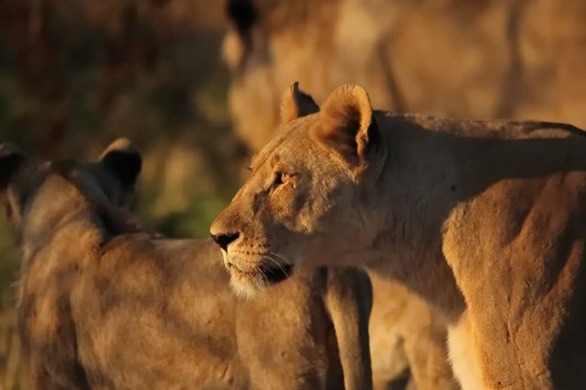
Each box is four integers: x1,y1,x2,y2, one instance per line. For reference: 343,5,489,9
211,83,386,295
0,138,142,233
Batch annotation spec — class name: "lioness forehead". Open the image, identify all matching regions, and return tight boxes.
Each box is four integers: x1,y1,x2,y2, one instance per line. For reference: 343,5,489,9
48,159,85,178
250,115,318,171
22,159,87,188
13,158,115,204
15,160,81,195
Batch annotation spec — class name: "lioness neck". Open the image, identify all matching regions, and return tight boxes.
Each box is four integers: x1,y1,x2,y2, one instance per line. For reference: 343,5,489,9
362,113,467,321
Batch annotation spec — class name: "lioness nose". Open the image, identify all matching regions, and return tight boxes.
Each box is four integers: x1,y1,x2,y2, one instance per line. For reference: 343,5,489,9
211,232,240,251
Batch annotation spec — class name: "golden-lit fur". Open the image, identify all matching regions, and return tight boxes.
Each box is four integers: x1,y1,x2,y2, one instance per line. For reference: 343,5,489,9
211,83,586,389
220,79,457,389
0,139,373,389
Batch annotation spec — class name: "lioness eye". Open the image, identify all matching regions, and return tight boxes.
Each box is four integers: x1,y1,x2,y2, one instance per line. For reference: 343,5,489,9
274,172,285,186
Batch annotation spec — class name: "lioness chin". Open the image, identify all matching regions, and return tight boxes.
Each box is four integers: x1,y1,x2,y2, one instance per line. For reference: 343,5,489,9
211,82,586,389
0,139,372,390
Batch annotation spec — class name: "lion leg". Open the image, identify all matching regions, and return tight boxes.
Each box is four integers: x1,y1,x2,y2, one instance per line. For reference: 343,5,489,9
324,267,373,390
400,296,459,390
447,312,485,390
368,276,411,390
369,276,458,390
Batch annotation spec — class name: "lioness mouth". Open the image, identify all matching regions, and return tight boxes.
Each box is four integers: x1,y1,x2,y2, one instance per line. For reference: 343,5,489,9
260,262,294,284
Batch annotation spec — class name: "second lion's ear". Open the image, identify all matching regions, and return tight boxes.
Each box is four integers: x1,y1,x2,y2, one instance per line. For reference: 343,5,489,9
280,82,320,123
0,142,26,192
98,138,142,189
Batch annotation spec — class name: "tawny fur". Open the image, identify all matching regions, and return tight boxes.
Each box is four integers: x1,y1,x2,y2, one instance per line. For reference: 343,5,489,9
0,140,373,390
220,82,457,389
211,83,586,390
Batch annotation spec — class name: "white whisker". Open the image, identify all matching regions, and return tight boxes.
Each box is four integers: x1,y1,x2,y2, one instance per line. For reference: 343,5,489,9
255,263,270,287
270,251,292,265
265,253,291,276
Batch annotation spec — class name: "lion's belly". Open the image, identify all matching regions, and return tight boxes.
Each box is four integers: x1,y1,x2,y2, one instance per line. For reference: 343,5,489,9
447,313,484,390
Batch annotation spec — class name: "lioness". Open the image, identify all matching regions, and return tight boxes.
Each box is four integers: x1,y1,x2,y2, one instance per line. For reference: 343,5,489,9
211,82,586,389
0,139,373,389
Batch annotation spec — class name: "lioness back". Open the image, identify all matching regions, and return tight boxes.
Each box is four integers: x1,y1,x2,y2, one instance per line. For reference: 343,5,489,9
0,140,373,389
80,235,370,389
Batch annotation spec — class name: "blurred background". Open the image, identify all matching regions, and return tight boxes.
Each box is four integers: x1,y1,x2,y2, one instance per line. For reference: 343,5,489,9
0,1,241,386
1,0,585,388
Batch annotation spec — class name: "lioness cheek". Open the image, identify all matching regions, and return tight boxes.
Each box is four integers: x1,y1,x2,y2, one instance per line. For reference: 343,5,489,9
268,189,298,219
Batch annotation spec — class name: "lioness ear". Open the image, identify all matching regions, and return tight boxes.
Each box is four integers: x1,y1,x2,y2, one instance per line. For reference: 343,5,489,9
0,142,26,191
98,138,142,188
280,82,320,123
311,84,378,168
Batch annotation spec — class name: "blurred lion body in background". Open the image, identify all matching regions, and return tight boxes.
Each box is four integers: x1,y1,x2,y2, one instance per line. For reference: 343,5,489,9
0,141,373,390
224,0,586,152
